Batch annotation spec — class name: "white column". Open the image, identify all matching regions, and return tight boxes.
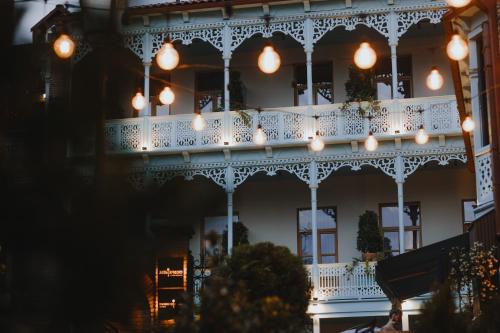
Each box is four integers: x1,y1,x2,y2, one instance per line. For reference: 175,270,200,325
144,62,151,115
388,11,399,100
309,161,320,296
226,166,235,254
222,25,232,143
304,18,315,138
306,51,313,107
224,57,230,112
227,190,234,254
395,156,405,254
313,315,320,333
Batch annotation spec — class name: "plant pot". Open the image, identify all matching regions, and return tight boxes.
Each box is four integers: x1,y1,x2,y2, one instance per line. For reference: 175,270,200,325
362,252,378,261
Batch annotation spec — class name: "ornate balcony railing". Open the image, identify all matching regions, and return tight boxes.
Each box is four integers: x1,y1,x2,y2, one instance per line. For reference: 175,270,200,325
306,262,385,300
475,145,493,206
104,95,460,155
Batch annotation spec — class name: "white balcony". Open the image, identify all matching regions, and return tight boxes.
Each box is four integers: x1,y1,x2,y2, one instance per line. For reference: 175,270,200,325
474,145,493,207
104,95,460,155
307,262,385,301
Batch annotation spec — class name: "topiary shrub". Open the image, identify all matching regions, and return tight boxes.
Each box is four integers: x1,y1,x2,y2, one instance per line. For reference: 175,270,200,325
222,222,249,254
356,210,384,254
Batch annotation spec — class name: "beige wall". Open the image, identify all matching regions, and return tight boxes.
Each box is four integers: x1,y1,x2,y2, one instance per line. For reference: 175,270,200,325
189,166,475,262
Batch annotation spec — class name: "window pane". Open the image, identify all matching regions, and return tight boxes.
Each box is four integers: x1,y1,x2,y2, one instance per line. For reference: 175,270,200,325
384,232,399,252
301,234,313,257
321,255,336,264
405,230,420,251
299,208,336,231
302,256,313,265
381,204,420,227
296,85,308,106
320,233,336,254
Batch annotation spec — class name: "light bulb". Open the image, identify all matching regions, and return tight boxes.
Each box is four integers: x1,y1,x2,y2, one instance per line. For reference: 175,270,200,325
310,132,325,152
159,86,175,105
447,34,468,61
364,132,378,151
192,113,206,131
354,42,377,69
415,126,429,145
253,125,267,145
53,34,75,59
444,0,471,8
462,116,475,132
426,68,444,91
258,46,281,74
132,92,146,110
156,42,180,70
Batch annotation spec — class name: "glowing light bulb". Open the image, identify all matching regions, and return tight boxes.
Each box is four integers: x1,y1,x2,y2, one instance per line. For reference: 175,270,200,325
156,42,180,70
253,125,267,145
354,42,377,69
462,116,475,132
258,46,281,74
53,34,75,59
426,67,444,91
364,132,378,151
132,92,146,110
159,86,175,105
310,132,325,152
415,126,429,145
447,34,469,61
444,0,471,8
192,113,206,131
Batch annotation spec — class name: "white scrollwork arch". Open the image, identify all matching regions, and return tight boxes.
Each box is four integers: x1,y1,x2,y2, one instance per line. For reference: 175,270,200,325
396,9,448,38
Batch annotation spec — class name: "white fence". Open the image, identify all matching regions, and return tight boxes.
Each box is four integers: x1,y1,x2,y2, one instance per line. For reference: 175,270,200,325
104,95,460,154
306,262,386,300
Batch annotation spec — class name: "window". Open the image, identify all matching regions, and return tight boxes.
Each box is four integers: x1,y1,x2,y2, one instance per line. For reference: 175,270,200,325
150,71,172,116
202,216,239,257
195,71,224,113
374,55,412,100
294,63,333,106
476,37,490,147
462,199,476,232
379,202,421,255
297,207,337,264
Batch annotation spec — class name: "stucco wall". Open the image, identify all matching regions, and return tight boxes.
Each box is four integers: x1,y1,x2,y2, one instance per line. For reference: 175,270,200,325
189,166,475,262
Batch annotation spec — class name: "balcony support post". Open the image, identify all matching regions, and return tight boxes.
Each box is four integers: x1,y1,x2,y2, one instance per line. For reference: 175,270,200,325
223,25,232,142
143,62,151,116
395,155,405,254
304,18,315,138
309,160,320,297
226,166,235,254
388,11,399,100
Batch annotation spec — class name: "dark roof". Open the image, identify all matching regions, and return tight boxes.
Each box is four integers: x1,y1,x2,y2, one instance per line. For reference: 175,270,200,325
375,234,469,301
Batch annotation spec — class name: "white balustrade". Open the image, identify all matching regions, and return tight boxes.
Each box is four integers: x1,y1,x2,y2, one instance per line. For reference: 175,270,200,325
103,95,460,154
475,146,493,206
306,262,386,300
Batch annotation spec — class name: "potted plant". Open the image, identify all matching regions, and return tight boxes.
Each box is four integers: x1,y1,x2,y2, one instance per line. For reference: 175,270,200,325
341,65,380,116
356,210,384,261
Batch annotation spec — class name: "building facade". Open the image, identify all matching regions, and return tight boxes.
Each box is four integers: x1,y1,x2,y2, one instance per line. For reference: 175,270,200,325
32,0,496,332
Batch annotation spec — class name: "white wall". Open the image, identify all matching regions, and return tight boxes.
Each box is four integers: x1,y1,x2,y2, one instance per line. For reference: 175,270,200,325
189,166,475,262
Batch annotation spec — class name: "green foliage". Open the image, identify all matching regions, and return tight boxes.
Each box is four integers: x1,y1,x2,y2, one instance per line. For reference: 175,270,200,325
468,294,500,333
414,283,471,333
229,71,246,111
356,211,384,253
222,222,249,254
341,65,380,116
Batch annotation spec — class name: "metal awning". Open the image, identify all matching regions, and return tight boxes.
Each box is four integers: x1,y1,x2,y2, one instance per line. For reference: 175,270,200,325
375,234,469,300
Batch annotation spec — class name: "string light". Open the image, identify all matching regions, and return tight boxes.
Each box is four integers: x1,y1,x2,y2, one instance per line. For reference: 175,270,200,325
462,116,475,132
131,92,146,110
354,42,377,69
364,132,378,151
192,112,206,131
159,86,175,105
53,34,75,59
447,34,469,61
444,0,472,8
415,125,429,145
157,42,180,70
426,67,444,91
258,45,281,74
310,131,325,152
253,124,267,145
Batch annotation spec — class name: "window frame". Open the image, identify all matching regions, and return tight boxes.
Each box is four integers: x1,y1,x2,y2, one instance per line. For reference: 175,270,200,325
200,214,239,259
373,55,413,100
378,202,422,255
296,206,339,264
194,71,224,113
